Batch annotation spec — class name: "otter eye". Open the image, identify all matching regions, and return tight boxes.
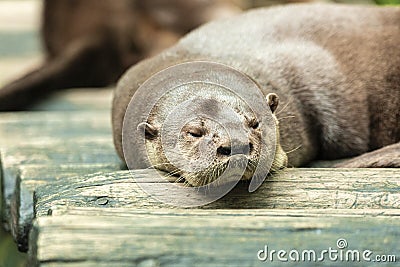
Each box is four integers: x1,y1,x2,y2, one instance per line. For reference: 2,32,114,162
187,129,204,138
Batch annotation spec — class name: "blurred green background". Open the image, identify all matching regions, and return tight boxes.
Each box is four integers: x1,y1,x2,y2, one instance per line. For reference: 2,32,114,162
0,227,27,267
375,0,400,4
0,0,398,266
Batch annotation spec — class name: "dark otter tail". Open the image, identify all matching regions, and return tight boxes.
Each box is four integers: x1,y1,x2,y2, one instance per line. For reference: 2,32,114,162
0,37,129,111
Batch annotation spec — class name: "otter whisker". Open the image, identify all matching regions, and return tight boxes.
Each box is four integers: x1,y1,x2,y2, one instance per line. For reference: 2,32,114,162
174,176,186,183
275,98,293,116
164,169,182,179
277,115,296,121
285,144,302,155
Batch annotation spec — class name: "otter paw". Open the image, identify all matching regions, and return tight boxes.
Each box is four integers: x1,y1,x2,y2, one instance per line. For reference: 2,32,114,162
335,157,400,168
334,143,400,168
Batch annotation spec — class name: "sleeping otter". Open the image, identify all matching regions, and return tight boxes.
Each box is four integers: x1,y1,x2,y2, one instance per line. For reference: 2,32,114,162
0,0,240,111
112,3,400,187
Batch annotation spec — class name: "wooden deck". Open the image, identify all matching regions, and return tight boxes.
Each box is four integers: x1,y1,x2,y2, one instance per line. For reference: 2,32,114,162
0,108,399,266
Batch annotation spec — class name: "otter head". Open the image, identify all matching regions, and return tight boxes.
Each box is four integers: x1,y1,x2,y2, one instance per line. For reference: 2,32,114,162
138,83,287,187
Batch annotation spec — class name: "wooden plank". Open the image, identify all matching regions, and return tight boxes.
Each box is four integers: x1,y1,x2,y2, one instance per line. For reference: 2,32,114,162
28,209,400,266
11,163,121,252
4,166,397,252
34,168,400,217
49,206,400,217
0,111,111,147
0,139,121,231
0,110,116,229
29,168,400,253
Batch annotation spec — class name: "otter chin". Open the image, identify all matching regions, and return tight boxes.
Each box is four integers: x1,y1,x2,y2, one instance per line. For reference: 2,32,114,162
137,83,288,187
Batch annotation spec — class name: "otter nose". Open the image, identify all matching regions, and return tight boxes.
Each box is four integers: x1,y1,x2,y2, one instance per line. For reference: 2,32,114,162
217,143,252,156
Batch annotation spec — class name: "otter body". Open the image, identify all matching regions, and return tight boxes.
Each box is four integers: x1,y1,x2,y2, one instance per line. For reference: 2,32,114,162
0,0,240,110
113,3,400,182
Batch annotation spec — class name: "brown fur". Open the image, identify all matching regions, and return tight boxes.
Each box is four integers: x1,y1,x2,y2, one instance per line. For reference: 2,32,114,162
0,0,240,111
113,3,400,171
335,143,400,168
135,83,287,186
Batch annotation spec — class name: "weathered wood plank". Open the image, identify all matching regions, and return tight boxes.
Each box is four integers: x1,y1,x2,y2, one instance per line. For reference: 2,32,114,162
0,111,111,147
0,168,389,253
0,140,121,231
11,163,121,252
34,168,400,218
0,110,116,230
49,206,400,218
28,210,400,266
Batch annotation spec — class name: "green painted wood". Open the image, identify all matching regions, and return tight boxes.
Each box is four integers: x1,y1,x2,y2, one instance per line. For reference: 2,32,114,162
0,111,111,147
0,110,122,239
48,206,400,218
0,139,121,231
28,208,400,266
11,163,122,252
28,168,400,256
34,168,400,218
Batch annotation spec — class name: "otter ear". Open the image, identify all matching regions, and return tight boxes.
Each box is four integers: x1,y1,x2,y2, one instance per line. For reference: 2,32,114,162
137,122,158,139
266,93,279,113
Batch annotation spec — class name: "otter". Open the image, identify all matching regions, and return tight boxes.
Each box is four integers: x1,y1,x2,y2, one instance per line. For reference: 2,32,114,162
113,3,400,187
0,0,240,111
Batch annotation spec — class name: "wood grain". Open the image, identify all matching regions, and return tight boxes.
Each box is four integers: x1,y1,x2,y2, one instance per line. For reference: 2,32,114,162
11,163,121,251
0,111,120,230
28,207,400,267
34,168,400,216
4,167,395,252
0,140,120,230
0,111,112,146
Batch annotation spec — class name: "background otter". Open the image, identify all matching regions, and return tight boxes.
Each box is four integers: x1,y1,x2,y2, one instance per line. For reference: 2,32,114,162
113,3,400,180
0,0,241,111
